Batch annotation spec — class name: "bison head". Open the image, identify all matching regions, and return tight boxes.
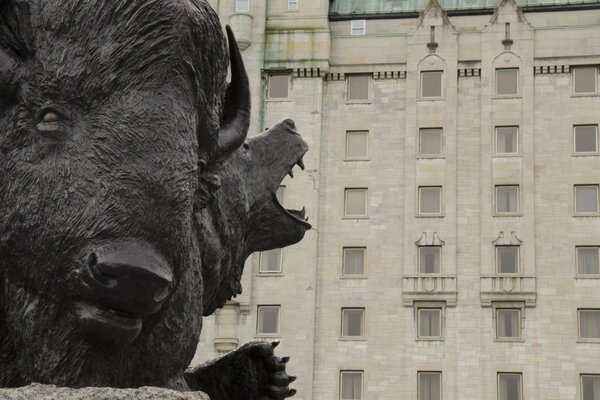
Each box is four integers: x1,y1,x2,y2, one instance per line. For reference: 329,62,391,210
0,0,303,389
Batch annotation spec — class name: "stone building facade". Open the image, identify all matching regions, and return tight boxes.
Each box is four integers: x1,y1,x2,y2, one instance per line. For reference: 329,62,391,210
194,1,600,399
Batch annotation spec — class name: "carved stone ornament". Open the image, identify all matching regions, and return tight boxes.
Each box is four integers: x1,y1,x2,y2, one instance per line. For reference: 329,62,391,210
0,1,309,399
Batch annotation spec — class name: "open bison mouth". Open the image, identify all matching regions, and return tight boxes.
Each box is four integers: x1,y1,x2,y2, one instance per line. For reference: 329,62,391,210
274,157,311,230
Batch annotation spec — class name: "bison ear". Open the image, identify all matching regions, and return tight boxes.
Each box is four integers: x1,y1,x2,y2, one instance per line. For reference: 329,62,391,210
216,26,251,160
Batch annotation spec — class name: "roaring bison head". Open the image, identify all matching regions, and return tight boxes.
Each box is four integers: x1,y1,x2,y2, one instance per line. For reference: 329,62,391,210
0,0,310,391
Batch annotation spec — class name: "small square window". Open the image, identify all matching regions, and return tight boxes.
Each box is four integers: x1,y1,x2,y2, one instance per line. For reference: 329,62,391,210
343,247,365,276
496,126,518,154
235,0,249,12
268,74,289,99
344,188,367,217
418,186,442,215
259,249,282,273
496,185,519,214
419,128,443,155
573,66,597,94
578,247,600,275
575,125,599,153
341,308,364,338
496,246,519,274
350,20,365,36
257,306,280,335
418,372,441,400
340,371,363,400
346,131,369,159
288,0,298,10
496,68,519,96
347,74,370,101
419,246,441,274
421,71,443,98
418,308,442,339
575,185,600,214
496,309,521,339
581,375,600,400
579,309,600,339
498,373,522,400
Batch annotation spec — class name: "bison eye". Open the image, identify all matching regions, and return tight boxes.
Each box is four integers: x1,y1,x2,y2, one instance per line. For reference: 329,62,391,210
40,111,61,123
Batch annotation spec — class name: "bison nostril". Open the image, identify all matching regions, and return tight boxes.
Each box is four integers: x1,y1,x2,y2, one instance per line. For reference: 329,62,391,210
87,252,117,288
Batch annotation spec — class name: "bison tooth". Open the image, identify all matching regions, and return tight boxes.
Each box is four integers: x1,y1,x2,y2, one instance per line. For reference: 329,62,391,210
288,170,294,178
300,207,306,218
297,159,305,170
305,216,309,222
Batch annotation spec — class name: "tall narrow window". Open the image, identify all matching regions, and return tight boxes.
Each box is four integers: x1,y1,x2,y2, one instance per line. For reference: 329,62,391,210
496,126,518,154
573,66,597,94
496,309,521,339
340,371,363,400
578,247,600,275
418,372,441,400
344,188,367,217
268,74,289,99
288,0,298,10
498,373,522,400
421,71,443,98
579,309,600,339
341,308,364,338
343,247,365,276
496,246,519,274
496,185,519,214
346,131,369,159
581,375,600,400
350,20,366,36
496,68,519,96
418,308,442,339
419,128,443,155
575,125,599,153
419,246,441,274
575,185,600,214
235,0,249,12
257,306,280,335
347,74,370,101
418,186,442,215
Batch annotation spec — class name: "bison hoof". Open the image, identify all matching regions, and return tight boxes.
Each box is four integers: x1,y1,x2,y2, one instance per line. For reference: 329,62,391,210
248,341,296,400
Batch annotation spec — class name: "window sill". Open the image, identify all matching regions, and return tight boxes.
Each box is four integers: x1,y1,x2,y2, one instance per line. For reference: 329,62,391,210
257,273,284,277
416,214,445,218
416,155,446,160
339,337,366,341
417,97,446,102
345,100,372,105
493,153,521,158
342,216,370,220
577,339,600,343
493,213,523,217
340,275,368,280
572,152,600,157
344,157,371,162
495,337,524,343
416,337,444,342
571,93,600,98
575,275,600,279
256,333,281,339
573,213,600,217
265,98,292,102
493,95,521,100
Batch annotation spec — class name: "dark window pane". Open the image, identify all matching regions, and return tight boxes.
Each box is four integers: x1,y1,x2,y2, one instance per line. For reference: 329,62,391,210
421,71,442,98
496,68,518,95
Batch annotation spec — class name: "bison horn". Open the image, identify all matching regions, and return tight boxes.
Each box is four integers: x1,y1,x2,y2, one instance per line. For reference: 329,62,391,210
217,26,251,160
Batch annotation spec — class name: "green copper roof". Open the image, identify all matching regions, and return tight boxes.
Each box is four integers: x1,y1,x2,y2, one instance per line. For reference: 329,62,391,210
329,0,600,15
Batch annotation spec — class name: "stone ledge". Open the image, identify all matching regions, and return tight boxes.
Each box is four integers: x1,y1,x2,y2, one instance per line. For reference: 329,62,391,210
0,383,210,400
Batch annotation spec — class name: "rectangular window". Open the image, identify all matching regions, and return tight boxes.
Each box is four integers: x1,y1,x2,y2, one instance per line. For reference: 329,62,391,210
340,371,363,400
575,125,599,153
419,128,443,155
496,246,519,274
498,373,522,400
350,20,365,36
418,372,441,400
581,375,600,400
418,186,442,215
257,306,280,335
574,66,597,94
343,247,365,276
235,0,249,12
496,68,519,96
578,247,600,275
259,249,282,273
575,185,600,214
288,0,298,10
421,71,443,98
346,131,369,159
419,246,441,274
496,185,519,214
496,126,518,154
347,74,370,101
496,309,521,339
579,309,600,339
418,308,442,339
341,308,364,338
268,74,289,99
344,188,367,217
